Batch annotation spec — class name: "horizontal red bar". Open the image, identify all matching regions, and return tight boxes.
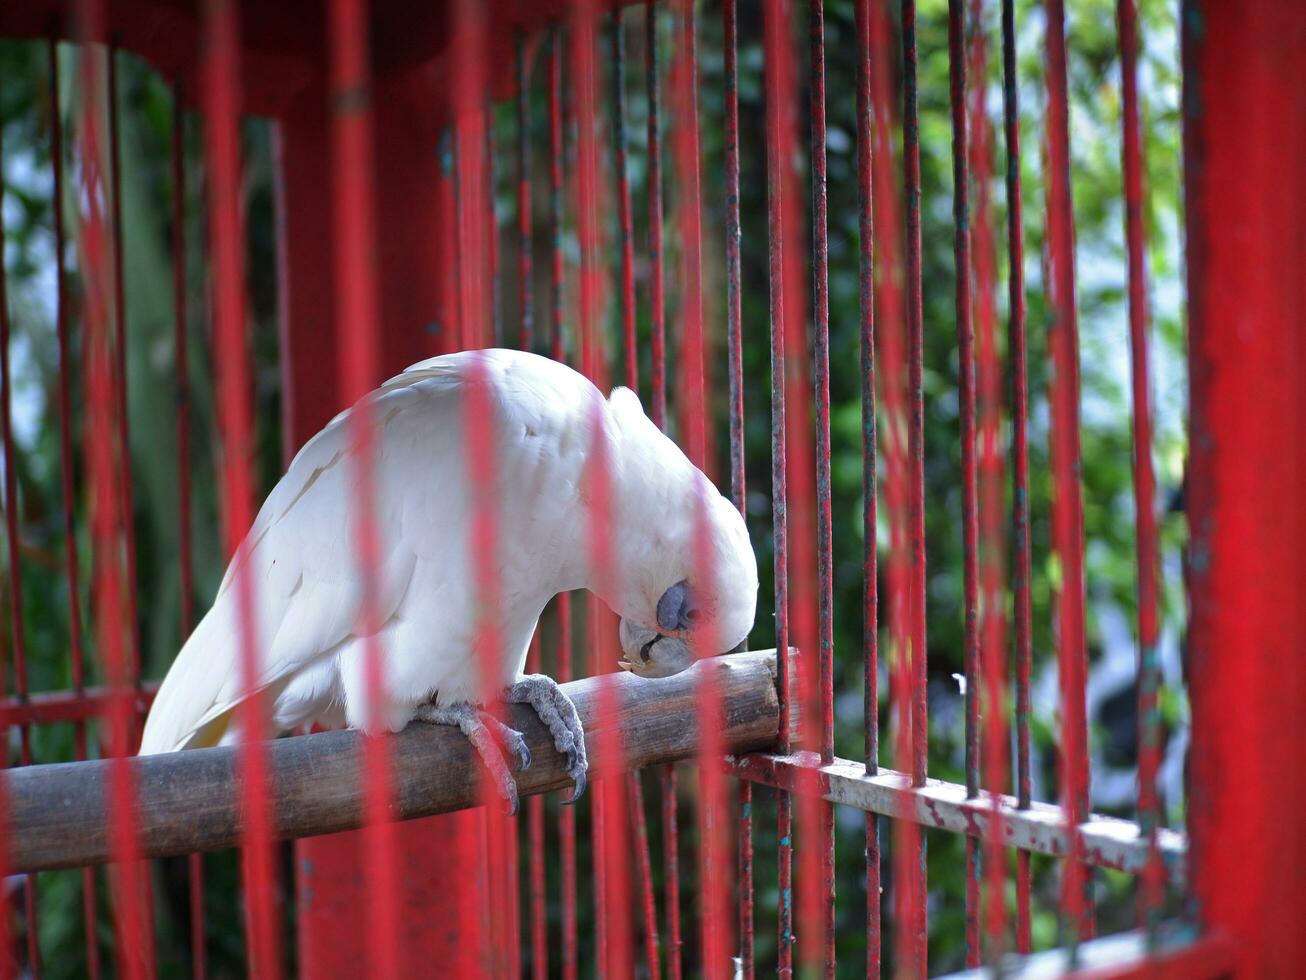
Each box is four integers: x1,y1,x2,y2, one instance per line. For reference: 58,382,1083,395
723,752,1186,881
934,926,1235,979
1,684,158,728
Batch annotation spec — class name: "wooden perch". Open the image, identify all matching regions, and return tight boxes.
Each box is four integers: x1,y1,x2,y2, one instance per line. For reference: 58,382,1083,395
7,650,785,873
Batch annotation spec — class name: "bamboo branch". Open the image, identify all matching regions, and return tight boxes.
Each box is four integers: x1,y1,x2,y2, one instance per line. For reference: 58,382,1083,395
7,650,784,872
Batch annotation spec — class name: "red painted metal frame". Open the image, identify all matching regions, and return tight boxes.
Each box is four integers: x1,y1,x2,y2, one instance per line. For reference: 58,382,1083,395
999,0,1035,953
170,81,207,980
899,0,931,969
1044,0,1095,949
852,0,881,975
946,0,982,965
0,88,40,979
1184,0,1306,974
202,0,282,972
327,1,401,977
49,35,105,978
967,0,1008,965
1115,0,1164,939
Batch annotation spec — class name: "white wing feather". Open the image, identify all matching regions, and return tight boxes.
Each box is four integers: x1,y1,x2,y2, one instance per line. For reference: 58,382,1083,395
140,350,595,754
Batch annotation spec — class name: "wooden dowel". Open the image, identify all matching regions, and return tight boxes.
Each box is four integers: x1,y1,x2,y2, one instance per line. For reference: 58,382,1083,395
8,650,786,872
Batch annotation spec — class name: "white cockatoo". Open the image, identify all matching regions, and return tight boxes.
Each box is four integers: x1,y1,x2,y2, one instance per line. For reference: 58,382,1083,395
140,349,758,811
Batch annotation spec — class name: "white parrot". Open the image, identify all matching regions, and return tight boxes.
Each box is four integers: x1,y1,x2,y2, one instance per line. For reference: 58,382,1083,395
139,348,758,811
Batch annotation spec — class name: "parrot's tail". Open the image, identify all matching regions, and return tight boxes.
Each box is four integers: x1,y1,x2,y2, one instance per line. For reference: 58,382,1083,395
139,594,239,755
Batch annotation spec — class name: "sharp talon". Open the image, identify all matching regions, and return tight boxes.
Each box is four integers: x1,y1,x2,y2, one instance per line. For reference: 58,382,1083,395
504,792,520,817
518,741,533,771
563,767,587,804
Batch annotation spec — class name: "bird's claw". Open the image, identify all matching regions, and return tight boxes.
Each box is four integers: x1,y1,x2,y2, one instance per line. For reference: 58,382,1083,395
507,673,589,803
413,701,529,815
562,768,586,806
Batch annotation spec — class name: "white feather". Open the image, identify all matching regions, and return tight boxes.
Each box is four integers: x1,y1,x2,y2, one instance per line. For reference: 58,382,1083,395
140,349,757,754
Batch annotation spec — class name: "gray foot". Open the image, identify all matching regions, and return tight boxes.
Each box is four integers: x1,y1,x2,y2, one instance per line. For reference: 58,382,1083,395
506,674,588,804
413,701,531,815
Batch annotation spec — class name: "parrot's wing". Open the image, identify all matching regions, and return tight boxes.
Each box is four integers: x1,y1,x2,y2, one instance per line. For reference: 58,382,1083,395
139,362,471,754
140,350,600,755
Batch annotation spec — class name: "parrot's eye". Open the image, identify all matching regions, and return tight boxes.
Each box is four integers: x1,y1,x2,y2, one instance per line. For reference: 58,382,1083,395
656,580,691,632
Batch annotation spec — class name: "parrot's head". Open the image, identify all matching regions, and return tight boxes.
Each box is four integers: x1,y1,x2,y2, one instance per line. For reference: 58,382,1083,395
603,388,758,678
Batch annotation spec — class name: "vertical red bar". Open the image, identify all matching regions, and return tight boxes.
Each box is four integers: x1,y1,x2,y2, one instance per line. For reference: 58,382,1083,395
517,34,535,355
1043,0,1093,951
451,4,510,974
515,34,550,980
900,0,931,968
200,0,282,972
967,0,1008,961
48,37,103,980
1185,2,1306,973
852,0,880,974
1115,0,1163,940
645,7,681,975
327,1,401,977
0,73,39,976
762,1,793,971
669,1,735,976
805,1,837,975
169,81,206,980
487,98,502,350
107,46,145,708
611,15,639,394
74,10,154,976
998,0,1034,951
610,14,663,973
763,0,821,974
721,1,753,976
645,1,667,433
866,0,923,970
547,29,581,980
572,4,635,976
946,0,982,966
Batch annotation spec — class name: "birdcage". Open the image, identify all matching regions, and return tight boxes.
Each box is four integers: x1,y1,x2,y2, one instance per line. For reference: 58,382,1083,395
0,0,1300,976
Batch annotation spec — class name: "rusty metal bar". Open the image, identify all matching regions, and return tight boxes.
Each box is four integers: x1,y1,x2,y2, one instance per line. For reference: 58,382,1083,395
0,63,40,976
999,0,1034,954
725,754,1186,882
611,13,638,393
644,8,681,975
762,0,794,969
965,0,1008,963
515,33,550,980
645,0,667,432
900,0,931,968
937,925,1235,979
76,12,154,975
327,0,402,975
200,0,282,969
806,0,837,974
0,75,21,979
946,0,982,964
49,34,102,979
851,0,881,973
721,0,752,974
1115,0,1164,941
107,46,143,703
168,79,206,980
7,653,786,874
546,30,580,979
1044,0,1095,948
